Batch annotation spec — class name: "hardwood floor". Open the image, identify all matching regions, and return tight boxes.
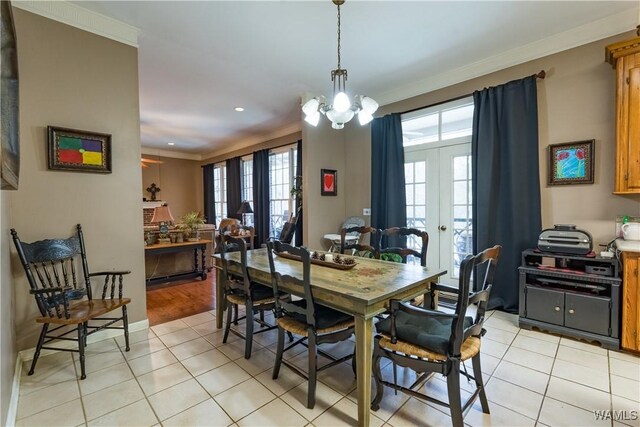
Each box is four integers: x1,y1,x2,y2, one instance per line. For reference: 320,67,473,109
146,275,217,326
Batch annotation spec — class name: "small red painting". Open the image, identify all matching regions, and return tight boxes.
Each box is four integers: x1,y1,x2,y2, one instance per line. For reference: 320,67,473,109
321,169,337,196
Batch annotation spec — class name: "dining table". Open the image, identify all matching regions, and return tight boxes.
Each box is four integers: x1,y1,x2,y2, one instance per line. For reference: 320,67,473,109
212,248,446,427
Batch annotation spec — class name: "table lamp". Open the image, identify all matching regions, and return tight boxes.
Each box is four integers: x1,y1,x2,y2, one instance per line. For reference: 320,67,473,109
237,201,253,225
151,204,174,243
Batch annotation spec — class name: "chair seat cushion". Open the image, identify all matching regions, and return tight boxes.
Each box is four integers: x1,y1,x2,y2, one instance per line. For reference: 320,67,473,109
287,299,352,330
227,283,274,305
376,311,473,355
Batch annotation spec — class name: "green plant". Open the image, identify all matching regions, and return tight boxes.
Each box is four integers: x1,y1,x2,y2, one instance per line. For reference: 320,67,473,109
179,211,205,236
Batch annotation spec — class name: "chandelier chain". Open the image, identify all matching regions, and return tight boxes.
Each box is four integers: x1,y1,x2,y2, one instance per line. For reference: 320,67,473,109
336,3,341,69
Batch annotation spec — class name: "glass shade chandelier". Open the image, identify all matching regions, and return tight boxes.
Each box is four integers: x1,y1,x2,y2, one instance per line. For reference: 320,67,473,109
302,0,378,129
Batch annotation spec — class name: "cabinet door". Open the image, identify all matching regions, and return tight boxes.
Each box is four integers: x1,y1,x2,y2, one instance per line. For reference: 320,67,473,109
626,55,640,190
622,252,640,351
525,286,564,326
564,293,610,336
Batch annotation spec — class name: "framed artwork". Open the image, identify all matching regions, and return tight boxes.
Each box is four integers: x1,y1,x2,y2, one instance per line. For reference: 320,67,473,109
1,1,20,190
48,126,112,173
548,140,594,185
321,169,337,196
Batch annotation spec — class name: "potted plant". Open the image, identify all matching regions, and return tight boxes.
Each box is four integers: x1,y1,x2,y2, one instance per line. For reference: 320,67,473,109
179,211,205,241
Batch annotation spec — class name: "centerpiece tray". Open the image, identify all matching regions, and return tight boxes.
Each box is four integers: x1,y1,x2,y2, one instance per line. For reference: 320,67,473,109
276,252,357,270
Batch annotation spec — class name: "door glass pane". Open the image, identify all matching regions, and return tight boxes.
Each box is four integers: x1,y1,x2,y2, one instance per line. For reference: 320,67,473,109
404,160,427,254
442,104,473,140
451,154,473,278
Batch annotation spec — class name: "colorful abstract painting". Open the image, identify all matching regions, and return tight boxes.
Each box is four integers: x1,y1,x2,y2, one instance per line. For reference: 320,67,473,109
548,140,594,185
48,126,112,173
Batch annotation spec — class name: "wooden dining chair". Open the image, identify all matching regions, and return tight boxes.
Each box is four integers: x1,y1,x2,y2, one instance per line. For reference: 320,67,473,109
11,225,131,380
371,245,501,427
379,227,429,266
267,240,355,409
340,226,380,259
218,234,280,359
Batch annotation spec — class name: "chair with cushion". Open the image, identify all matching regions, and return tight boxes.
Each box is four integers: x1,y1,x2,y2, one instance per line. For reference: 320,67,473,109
371,245,501,427
219,217,241,234
11,225,131,380
379,227,429,266
323,216,365,252
267,240,355,409
218,233,280,359
340,226,380,259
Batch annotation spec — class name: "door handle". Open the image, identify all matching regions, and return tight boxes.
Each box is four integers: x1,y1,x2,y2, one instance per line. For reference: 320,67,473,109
439,225,447,231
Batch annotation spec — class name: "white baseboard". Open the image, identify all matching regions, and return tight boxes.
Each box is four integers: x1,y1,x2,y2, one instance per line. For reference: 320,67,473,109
5,353,22,427
18,318,149,362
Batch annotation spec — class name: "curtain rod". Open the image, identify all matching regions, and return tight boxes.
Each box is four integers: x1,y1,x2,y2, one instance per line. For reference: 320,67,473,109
200,139,300,168
399,70,546,116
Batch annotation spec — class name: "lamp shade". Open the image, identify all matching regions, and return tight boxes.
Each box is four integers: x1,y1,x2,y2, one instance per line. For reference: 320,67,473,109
237,201,253,215
151,205,174,223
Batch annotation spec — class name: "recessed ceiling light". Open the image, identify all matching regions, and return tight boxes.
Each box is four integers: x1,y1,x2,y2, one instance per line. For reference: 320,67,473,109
168,142,175,146
234,107,245,112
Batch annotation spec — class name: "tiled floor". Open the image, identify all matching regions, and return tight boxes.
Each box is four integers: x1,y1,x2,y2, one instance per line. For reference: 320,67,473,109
15,309,640,426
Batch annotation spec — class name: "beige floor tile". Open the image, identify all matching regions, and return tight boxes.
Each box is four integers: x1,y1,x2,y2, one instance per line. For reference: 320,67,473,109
85,338,120,353
182,311,216,327
317,361,357,396
424,377,472,408
479,352,500,376
22,351,73,375
183,348,232,376
19,361,78,396
611,375,640,402
490,311,519,322
511,335,558,357
609,350,640,363
82,379,145,421
74,348,126,374
538,397,610,426
281,380,343,421
158,327,201,347
559,337,608,356
555,345,609,371
611,357,640,381
546,376,611,412
484,315,521,334
484,327,518,345
17,379,79,419
388,397,453,427
481,339,509,359
215,378,276,421
163,399,234,427
503,345,555,374
612,395,640,427
484,377,543,419
552,359,610,392
218,338,259,360
203,329,241,347
255,367,307,397
465,400,536,427
169,337,215,360
235,346,277,376
312,397,385,427
116,328,156,347
197,362,252,396
16,398,84,427
148,378,210,421
78,362,134,396
493,360,549,394
88,399,159,427
287,350,333,374
318,340,356,360
517,328,561,344
124,337,166,360
237,398,308,427
137,362,192,396
192,320,220,337
358,381,410,422
251,328,280,347
265,339,308,361
128,348,179,376
151,319,189,336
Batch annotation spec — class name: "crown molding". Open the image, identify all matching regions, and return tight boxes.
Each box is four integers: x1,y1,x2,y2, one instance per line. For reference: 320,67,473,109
12,0,139,47
376,8,638,106
141,147,202,161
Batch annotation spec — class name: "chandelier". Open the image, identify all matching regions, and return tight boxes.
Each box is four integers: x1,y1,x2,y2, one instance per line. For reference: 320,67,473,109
301,0,378,129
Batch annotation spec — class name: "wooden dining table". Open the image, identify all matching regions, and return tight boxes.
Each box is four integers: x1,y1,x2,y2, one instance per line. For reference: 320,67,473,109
213,248,446,426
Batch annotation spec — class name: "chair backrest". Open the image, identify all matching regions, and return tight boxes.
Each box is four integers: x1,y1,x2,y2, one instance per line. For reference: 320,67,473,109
380,227,429,266
218,234,251,297
227,224,255,250
11,225,92,318
340,216,365,235
340,226,380,259
266,240,316,327
278,221,296,244
448,245,501,357
219,218,240,233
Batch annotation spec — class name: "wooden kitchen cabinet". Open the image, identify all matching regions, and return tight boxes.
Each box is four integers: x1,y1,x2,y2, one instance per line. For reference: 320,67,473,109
606,34,640,194
621,251,640,352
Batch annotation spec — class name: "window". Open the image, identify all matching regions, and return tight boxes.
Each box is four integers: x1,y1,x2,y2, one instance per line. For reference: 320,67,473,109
269,146,297,238
241,157,253,226
213,163,227,227
403,98,474,147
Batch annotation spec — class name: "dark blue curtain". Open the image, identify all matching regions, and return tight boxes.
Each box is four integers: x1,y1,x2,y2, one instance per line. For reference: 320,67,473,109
253,149,270,247
294,139,303,246
371,113,407,248
226,157,242,220
472,75,541,312
203,164,215,224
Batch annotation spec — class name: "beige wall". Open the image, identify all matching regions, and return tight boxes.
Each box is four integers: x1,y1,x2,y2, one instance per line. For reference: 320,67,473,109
344,31,640,246
142,155,200,220
10,10,146,351
1,191,15,425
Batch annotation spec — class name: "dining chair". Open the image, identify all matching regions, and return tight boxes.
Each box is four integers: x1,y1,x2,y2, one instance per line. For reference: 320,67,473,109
371,245,501,427
379,227,429,266
11,225,131,380
267,240,356,409
218,234,281,359
323,216,365,252
340,226,380,259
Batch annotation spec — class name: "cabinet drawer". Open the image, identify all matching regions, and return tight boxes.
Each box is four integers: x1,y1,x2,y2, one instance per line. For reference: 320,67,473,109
565,293,610,336
525,286,564,326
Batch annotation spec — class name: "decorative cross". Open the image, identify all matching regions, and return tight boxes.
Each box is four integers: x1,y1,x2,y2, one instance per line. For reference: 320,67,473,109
146,183,161,201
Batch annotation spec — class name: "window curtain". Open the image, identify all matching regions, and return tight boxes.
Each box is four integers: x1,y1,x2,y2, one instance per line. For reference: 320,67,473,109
371,113,407,248
252,149,270,247
294,139,303,246
472,75,541,312
203,164,215,225
226,157,242,220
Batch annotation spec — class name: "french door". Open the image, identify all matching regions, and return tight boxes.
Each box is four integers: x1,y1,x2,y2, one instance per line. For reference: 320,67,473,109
405,143,472,286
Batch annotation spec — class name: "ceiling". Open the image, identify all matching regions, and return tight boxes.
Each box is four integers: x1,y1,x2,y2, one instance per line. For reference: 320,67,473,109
68,1,637,157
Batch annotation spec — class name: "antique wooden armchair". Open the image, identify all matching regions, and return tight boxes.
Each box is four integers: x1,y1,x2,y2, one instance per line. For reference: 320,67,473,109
379,227,429,266
339,226,380,259
11,224,131,380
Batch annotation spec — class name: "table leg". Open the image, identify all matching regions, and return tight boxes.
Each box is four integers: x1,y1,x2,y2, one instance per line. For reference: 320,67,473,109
216,266,224,329
355,315,373,427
